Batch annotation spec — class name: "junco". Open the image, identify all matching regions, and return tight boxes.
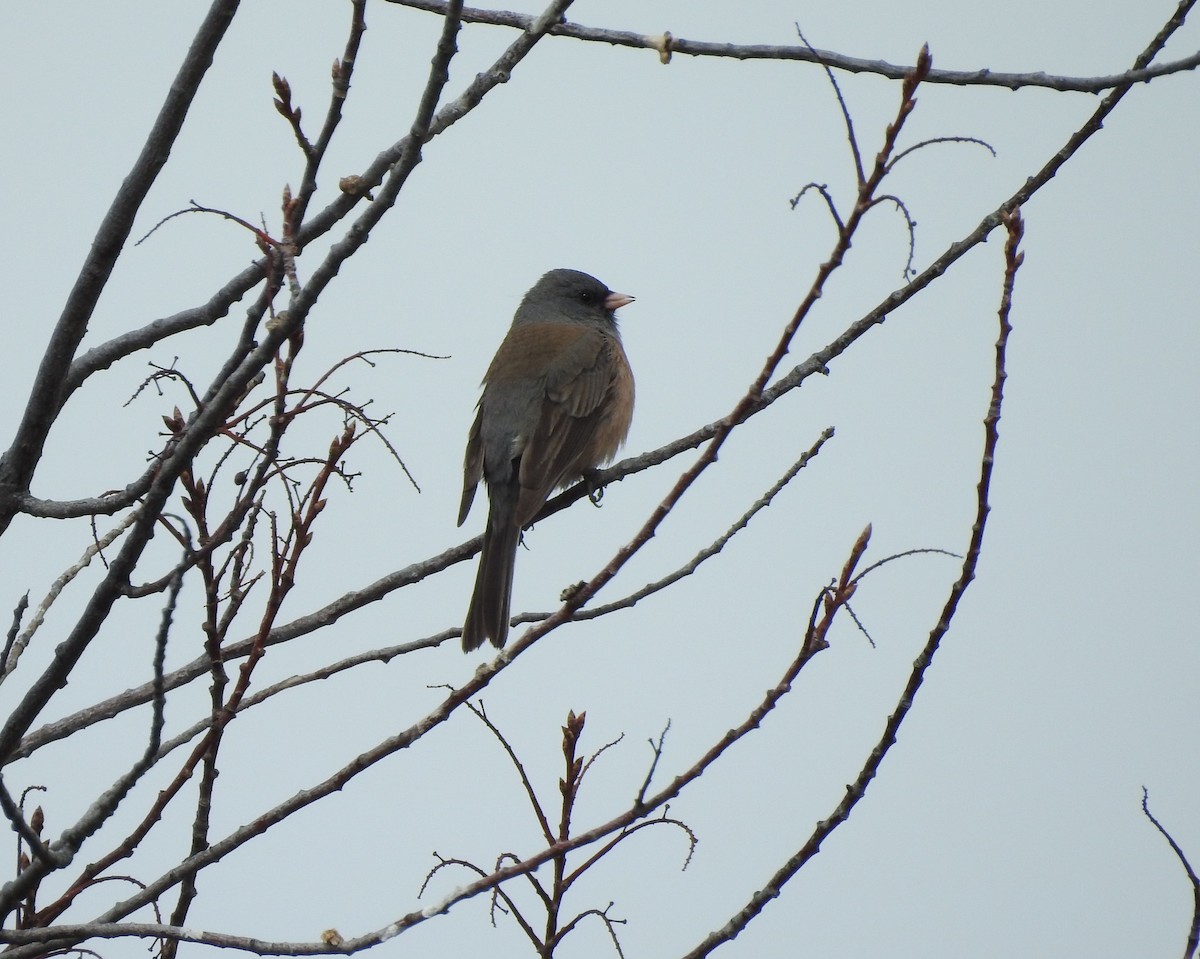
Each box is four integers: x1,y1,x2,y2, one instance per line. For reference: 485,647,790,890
458,269,636,651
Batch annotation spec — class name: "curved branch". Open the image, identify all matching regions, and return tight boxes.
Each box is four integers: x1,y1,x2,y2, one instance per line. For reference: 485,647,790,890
1142,788,1200,959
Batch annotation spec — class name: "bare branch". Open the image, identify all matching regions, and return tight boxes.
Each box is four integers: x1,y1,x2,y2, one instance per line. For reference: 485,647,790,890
796,24,864,186
1142,788,1200,959
1,510,140,682
467,701,555,843
0,0,241,533
757,0,1195,423
0,780,57,874
635,722,670,808
382,0,1200,91
525,429,835,631
0,594,28,681
63,262,267,401
289,0,369,229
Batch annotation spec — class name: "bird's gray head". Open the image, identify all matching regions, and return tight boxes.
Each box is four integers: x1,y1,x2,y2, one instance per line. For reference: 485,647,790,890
514,269,635,328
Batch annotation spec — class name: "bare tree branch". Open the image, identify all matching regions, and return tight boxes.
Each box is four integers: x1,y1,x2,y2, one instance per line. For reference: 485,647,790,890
1142,788,1200,959
382,0,1200,91
523,428,835,629
0,0,242,533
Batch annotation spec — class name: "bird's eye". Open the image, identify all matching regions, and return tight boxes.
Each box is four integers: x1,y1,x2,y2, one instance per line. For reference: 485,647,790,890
578,290,595,303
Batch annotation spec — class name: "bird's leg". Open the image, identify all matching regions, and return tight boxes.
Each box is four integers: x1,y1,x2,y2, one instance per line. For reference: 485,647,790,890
581,468,606,507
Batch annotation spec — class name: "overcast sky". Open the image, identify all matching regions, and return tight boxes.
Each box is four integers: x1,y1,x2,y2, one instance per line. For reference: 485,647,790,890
1,1,1197,957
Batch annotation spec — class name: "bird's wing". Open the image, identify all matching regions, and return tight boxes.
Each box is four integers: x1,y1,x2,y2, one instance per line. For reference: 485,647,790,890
516,329,620,523
457,403,484,526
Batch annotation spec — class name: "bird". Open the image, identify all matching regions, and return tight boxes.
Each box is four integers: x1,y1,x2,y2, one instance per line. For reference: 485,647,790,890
458,269,636,652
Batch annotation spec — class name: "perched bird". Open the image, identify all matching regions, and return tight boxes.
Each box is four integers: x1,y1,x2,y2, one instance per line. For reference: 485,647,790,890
458,269,636,651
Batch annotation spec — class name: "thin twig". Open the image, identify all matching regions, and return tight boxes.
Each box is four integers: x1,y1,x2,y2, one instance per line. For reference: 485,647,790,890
635,722,670,807
289,0,369,228
1142,788,1200,959
0,780,56,872
796,24,863,185
2,510,141,681
0,594,29,683
467,701,554,843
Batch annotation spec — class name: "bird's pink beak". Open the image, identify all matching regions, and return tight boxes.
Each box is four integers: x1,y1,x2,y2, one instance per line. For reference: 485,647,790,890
605,291,635,311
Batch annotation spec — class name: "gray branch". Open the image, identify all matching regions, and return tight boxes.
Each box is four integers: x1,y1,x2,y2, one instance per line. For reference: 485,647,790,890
383,0,1200,91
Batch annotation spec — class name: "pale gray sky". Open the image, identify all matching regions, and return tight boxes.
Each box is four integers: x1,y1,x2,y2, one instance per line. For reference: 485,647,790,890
0,1,1197,956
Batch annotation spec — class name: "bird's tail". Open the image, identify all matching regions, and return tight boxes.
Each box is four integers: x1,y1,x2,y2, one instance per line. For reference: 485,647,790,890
462,486,520,652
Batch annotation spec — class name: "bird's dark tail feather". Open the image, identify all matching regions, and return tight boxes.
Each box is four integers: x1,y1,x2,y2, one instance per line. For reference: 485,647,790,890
462,490,520,652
